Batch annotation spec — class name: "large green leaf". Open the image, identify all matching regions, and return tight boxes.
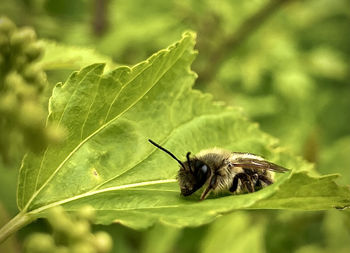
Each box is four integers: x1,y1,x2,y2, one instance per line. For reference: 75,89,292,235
16,32,350,229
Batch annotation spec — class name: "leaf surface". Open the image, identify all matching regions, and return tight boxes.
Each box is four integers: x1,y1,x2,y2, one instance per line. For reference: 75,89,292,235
17,32,350,229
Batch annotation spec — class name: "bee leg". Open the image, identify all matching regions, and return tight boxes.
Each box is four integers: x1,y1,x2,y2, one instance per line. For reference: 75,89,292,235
251,173,259,183
258,175,273,186
200,175,217,200
200,186,212,201
244,180,255,193
255,178,262,189
251,173,259,190
229,176,239,193
235,173,254,193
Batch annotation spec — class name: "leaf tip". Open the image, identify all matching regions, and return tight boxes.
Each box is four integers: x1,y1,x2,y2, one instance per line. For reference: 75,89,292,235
182,30,197,40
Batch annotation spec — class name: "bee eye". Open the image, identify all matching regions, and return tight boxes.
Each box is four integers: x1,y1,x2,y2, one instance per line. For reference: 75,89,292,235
201,164,208,174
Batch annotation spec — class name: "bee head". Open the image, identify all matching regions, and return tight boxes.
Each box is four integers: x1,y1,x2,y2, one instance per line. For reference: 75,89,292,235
177,152,210,196
148,139,211,196
177,152,211,196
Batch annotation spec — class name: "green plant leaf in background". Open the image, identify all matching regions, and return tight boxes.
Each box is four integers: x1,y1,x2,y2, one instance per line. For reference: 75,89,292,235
36,39,119,86
38,40,118,72
1,32,349,243
200,212,265,253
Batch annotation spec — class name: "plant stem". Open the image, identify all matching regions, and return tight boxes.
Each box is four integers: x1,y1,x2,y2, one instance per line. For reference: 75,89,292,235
0,212,33,244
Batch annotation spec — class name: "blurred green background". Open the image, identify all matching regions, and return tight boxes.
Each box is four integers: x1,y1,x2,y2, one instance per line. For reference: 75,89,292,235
1,0,349,252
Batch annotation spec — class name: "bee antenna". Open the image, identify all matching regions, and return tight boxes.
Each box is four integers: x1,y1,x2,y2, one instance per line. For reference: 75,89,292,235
186,152,193,173
148,139,186,170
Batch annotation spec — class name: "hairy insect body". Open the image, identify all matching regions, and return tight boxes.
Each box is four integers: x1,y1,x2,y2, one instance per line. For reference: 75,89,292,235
148,139,289,200
196,149,236,193
196,149,274,197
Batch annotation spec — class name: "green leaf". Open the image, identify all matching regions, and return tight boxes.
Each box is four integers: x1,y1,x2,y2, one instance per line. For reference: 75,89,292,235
319,136,350,185
200,212,265,253
16,32,350,230
38,40,118,72
140,223,181,253
251,173,350,210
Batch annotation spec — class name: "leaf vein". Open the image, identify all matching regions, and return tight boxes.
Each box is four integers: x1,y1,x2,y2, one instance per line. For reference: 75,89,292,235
29,179,177,214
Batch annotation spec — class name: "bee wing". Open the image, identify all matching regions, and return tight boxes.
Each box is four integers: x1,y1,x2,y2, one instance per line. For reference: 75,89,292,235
232,158,289,173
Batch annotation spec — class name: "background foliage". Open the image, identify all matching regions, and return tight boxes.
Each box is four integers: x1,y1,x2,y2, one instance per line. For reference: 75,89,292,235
1,0,349,252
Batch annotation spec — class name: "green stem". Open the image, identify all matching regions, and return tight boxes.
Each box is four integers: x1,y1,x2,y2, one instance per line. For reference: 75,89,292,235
0,212,33,244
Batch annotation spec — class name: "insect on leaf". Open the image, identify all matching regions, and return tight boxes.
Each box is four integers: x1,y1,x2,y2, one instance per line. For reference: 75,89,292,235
17,32,350,229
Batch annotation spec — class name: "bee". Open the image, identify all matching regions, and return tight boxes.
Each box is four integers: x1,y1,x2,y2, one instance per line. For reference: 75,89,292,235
148,139,289,200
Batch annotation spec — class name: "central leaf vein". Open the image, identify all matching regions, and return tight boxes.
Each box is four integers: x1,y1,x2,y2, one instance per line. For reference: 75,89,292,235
29,179,177,214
